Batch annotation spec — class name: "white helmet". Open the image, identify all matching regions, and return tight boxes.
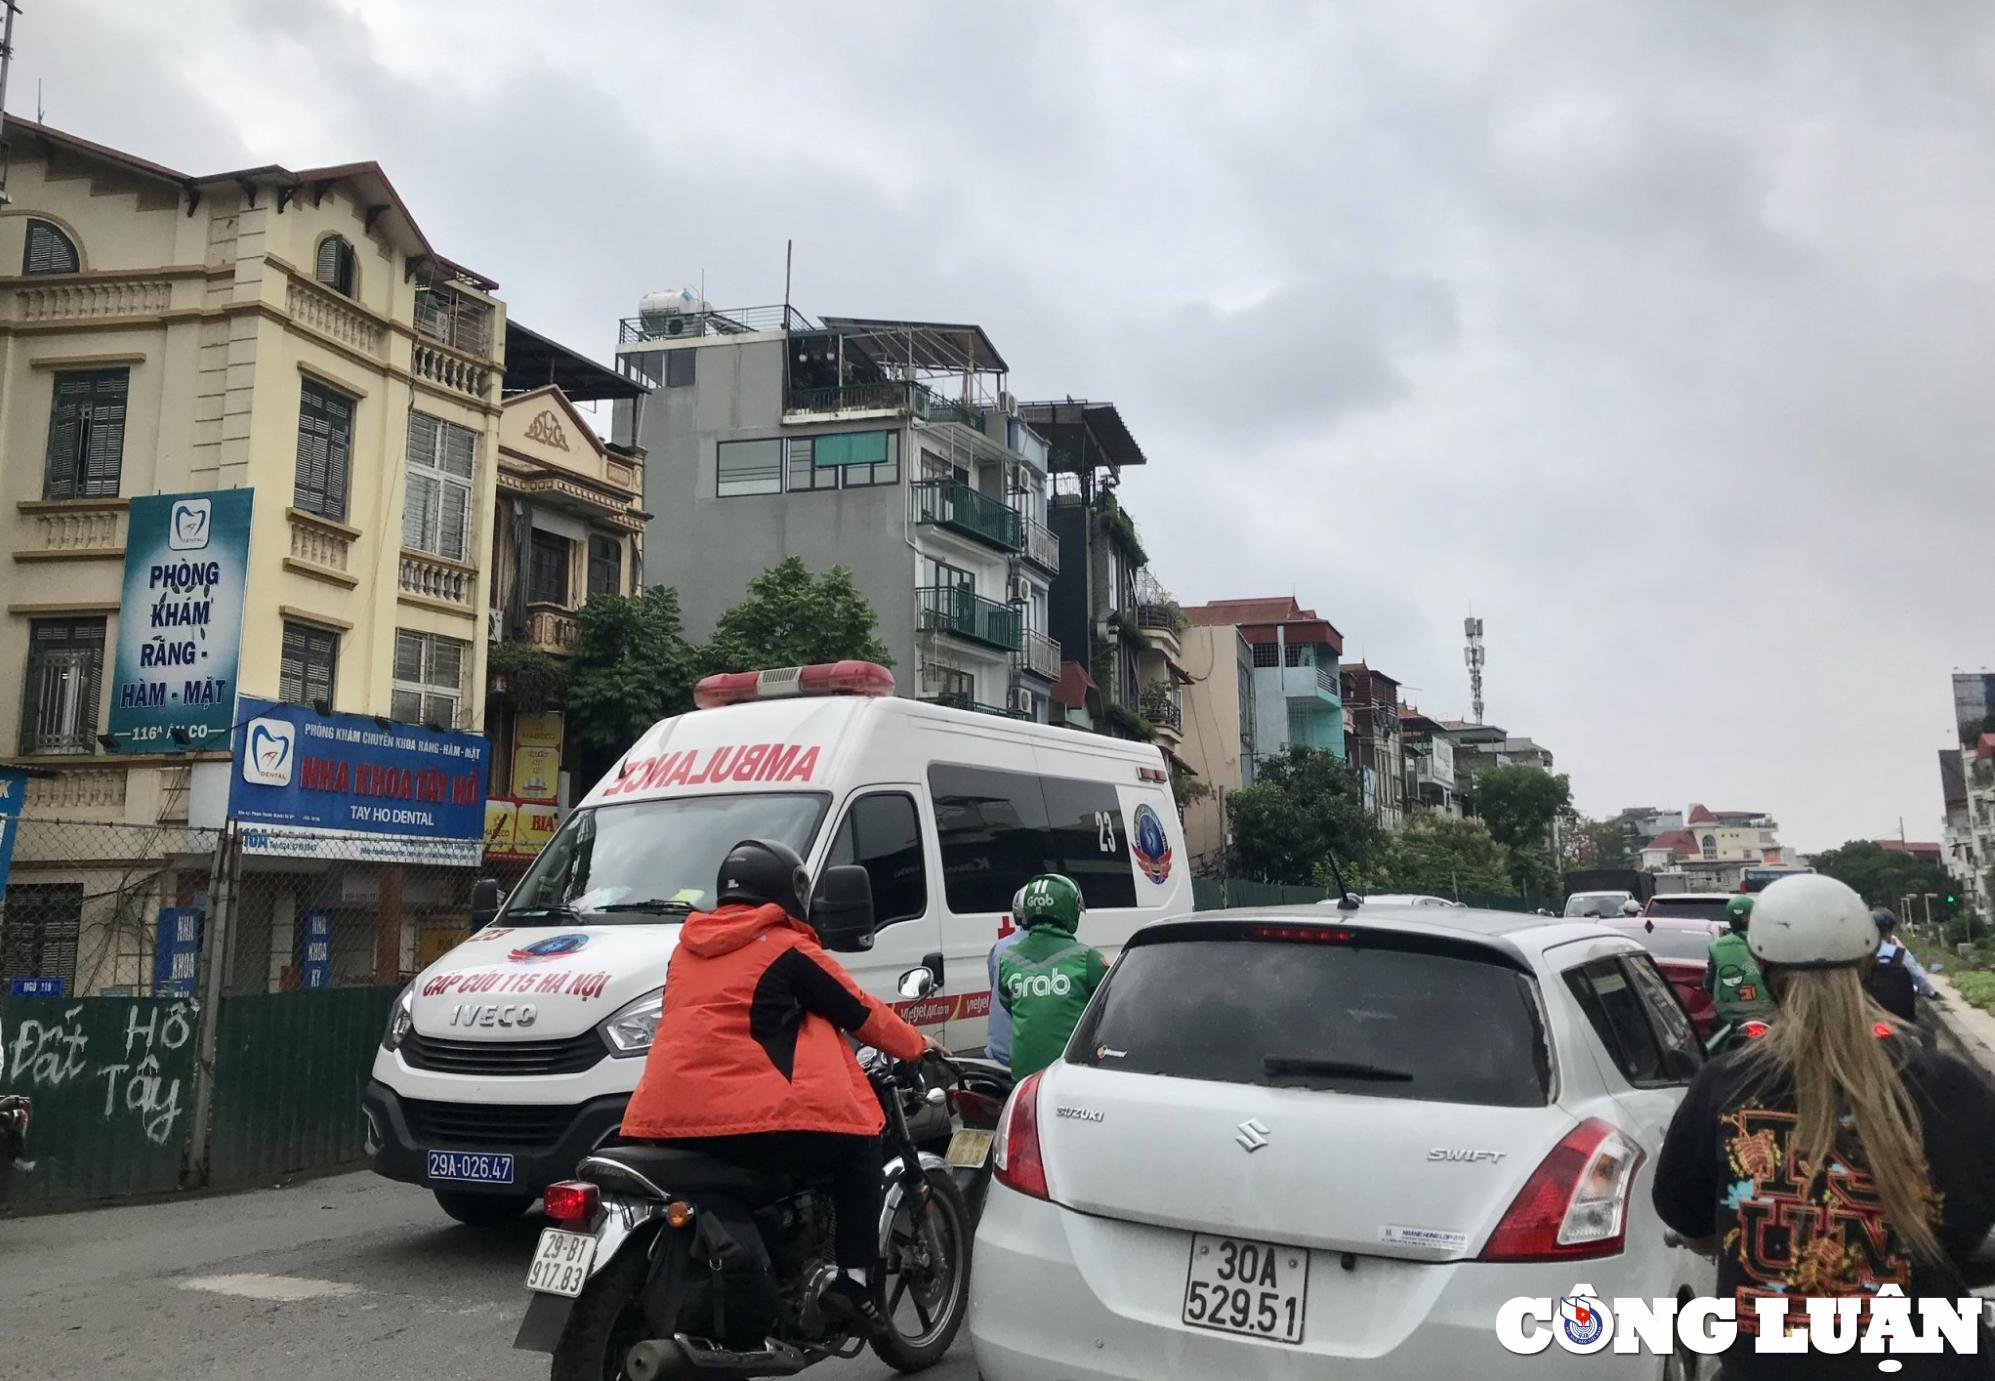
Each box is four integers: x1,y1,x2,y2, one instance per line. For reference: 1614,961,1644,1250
1746,874,1875,968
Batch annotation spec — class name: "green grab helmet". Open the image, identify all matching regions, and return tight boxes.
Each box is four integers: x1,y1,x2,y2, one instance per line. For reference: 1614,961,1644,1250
1018,873,1085,933
1726,895,1754,933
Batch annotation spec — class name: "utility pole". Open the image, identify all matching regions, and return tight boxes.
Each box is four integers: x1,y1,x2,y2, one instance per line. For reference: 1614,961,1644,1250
0,1,21,206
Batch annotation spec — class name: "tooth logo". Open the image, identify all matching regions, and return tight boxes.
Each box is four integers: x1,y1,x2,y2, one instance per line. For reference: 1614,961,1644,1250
169,498,213,552
241,717,296,787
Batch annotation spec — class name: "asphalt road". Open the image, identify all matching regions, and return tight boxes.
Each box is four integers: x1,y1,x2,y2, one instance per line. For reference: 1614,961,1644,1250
0,1172,979,1381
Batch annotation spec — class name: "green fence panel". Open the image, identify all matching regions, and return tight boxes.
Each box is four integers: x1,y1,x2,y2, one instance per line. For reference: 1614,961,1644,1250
1191,879,1224,911
207,985,399,1188
0,994,197,1207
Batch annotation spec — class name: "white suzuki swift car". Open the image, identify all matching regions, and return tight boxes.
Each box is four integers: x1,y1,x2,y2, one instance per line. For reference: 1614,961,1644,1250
970,905,1714,1379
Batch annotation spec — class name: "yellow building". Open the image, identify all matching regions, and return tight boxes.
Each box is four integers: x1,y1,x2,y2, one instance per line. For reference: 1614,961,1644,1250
0,121,506,990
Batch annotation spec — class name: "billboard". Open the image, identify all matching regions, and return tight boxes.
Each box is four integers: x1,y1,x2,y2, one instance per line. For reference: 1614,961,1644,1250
108,490,253,751
229,697,490,866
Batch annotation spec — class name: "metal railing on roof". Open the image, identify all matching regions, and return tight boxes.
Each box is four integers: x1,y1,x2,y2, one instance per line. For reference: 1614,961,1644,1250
617,304,814,344
782,379,987,432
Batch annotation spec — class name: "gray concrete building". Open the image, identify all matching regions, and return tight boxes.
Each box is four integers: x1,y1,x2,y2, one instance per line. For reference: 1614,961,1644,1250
613,302,1062,719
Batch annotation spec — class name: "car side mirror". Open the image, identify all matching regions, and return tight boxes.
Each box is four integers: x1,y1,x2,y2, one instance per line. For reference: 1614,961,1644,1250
811,865,878,952
898,966,937,1000
470,877,503,931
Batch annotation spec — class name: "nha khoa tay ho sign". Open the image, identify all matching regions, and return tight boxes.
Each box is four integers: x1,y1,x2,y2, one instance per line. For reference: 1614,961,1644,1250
107,490,254,751
229,697,491,866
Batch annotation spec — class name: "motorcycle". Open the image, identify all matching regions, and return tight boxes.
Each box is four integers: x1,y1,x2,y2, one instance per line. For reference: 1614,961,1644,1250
0,1094,32,1191
923,1054,1013,1225
513,1048,972,1381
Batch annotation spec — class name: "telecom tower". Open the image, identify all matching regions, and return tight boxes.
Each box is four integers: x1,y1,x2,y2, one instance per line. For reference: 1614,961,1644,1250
1464,616,1486,724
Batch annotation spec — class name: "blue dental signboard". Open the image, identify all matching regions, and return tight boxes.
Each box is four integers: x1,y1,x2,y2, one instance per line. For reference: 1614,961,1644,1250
0,765,24,899
108,489,254,751
153,906,203,998
228,697,491,866
298,908,333,990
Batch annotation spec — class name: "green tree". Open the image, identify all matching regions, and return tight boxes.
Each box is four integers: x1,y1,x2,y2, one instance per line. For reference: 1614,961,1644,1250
1470,765,1573,895
1559,813,1638,872
1224,746,1384,885
1377,814,1513,895
1808,839,1957,920
485,641,568,715
703,557,892,674
564,587,698,789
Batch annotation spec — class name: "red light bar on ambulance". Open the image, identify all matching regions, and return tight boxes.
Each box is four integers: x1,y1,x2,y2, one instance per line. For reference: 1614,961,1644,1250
694,660,896,710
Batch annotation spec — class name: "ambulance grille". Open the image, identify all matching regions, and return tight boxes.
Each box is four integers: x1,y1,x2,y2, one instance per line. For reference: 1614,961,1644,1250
401,1030,607,1077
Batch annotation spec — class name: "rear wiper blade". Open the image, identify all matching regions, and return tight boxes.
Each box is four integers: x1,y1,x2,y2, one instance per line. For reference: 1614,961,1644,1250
1262,1054,1413,1082
594,899,697,916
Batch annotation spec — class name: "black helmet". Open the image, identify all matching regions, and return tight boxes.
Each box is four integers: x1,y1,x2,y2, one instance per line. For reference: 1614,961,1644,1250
716,839,812,921
1871,906,1896,936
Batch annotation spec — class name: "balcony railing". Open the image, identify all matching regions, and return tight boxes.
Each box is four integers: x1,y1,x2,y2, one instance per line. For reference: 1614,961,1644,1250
1141,686,1184,734
930,693,1028,720
784,379,987,432
13,277,172,323
917,586,1021,652
287,279,387,356
287,508,355,577
527,605,581,653
399,551,476,608
1018,628,1061,681
1022,517,1059,574
19,501,125,555
914,480,1022,552
412,340,491,401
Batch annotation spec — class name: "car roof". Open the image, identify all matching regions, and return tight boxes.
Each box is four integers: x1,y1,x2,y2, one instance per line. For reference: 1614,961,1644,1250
1141,904,1637,969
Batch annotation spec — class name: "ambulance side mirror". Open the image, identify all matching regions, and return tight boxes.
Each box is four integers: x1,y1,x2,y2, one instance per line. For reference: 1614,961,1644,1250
811,865,878,952
470,877,503,932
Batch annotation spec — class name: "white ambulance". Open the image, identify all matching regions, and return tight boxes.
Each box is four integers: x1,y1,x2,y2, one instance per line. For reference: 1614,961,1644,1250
363,660,1191,1222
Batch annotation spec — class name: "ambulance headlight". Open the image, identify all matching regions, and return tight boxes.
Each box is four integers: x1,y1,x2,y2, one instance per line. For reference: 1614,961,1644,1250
602,987,665,1056
382,984,415,1052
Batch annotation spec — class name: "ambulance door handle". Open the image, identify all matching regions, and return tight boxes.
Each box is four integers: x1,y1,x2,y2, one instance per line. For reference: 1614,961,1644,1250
922,951,946,987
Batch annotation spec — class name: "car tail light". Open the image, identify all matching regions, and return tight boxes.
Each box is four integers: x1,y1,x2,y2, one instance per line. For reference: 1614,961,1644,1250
693,660,895,709
1741,1021,1769,1040
949,1087,1007,1129
1479,1119,1644,1262
992,1071,1049,1200
543,1181,601,1225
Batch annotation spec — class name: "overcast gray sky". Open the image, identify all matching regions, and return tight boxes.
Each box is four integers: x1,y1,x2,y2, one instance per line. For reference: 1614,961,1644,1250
23,0,1994,850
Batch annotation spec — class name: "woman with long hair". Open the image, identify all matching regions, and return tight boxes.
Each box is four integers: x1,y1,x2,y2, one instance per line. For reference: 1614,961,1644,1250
1655,873,1995,1378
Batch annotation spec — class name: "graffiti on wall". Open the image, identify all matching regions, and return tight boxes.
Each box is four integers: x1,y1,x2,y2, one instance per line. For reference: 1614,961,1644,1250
4,1000,193,1147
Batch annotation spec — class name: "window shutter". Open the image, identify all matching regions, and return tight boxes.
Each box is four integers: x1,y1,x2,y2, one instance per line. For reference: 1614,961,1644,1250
82,373,127,496
322,392,352,521
438,420,476,479
394,631,425,683
429,638,463,693
279,625,305,703
24,220,79,275
403,473,438,552
406,410,439,469
42,376,88,500
439,482,470,562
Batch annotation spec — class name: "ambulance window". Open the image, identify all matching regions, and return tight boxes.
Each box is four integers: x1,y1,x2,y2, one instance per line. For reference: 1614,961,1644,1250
928,764,1139,914
827,793,927,927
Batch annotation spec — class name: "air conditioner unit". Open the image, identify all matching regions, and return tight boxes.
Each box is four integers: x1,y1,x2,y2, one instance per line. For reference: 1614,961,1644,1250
1010,687,1035,715
1010,576,1032,602
1000,391,1018,416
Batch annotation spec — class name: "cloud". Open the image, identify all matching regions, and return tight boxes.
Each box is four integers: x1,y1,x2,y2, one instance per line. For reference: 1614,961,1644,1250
17,0,1995,848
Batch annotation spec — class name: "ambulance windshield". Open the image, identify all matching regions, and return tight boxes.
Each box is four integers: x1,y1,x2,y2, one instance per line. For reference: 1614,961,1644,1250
503,793,829,924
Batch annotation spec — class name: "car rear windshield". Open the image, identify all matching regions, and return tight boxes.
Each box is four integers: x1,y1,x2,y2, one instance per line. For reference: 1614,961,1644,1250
1624,924,1716,962
1071,930,1551,1107
1646,897,1730,923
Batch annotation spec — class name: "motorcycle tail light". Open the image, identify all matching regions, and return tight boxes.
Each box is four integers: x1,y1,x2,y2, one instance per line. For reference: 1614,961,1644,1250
949,1087,1006,1129
543,1181,600,1225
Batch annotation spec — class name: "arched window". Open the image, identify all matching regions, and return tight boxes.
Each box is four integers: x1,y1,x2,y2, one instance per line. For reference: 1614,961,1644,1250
23,219,79,275
1701,834,1717,860
315,235,356,297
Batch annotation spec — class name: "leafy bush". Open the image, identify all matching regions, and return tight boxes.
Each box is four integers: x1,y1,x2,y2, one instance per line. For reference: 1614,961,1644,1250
1950,970,1995,1016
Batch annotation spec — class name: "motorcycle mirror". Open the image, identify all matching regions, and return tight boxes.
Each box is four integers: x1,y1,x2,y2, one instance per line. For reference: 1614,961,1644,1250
898,966,938,1000
811,865,878,952
470,877,503,931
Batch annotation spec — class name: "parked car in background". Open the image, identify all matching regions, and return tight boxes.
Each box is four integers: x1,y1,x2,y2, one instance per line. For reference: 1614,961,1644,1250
971,903,1712,1379
1598,914,1725,1038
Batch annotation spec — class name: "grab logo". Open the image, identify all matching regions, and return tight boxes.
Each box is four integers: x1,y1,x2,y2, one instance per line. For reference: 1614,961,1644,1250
1006,971,1073,1000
